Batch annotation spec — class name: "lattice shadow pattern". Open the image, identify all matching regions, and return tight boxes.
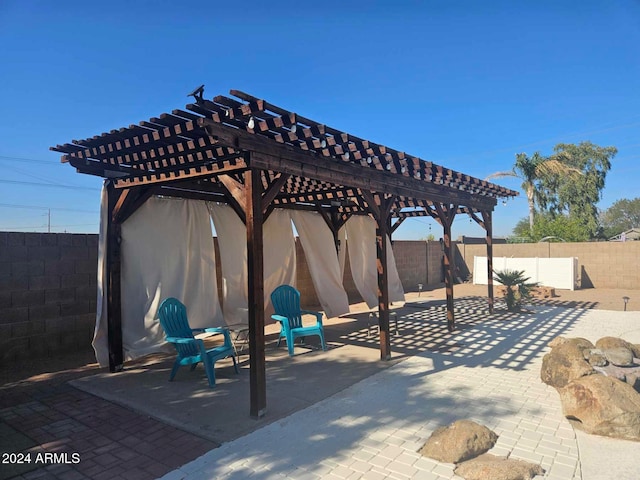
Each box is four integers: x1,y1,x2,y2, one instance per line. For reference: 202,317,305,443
340,296,590,371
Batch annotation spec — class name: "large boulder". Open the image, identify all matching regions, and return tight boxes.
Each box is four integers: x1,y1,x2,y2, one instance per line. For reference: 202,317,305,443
595,337,637,366
602,347,635,367
420,420,498,463
541,337,595,388
559,374,640,441
548,336,568,348
454,454,544,480
595,336,636,352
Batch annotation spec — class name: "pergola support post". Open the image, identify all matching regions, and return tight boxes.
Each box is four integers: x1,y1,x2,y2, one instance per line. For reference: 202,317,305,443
443,221,455,332
482,210,494,314
245,163,267,419
363,191,395,360
105,181,124,372
435,203,457,332
468,209,495,314
376,216,391,360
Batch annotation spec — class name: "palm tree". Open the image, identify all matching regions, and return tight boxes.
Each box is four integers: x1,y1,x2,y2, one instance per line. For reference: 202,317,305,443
493,269,537,312
486,152,580,231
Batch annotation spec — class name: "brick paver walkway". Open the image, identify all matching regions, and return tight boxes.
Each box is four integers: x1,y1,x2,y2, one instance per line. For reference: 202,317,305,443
1,383,216,480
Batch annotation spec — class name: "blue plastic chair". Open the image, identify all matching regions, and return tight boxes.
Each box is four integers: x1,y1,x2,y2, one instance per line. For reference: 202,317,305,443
271,285,327,356
158,297,238,387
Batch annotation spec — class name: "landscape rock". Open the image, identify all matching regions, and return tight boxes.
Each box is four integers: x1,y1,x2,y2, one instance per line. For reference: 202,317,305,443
602,347,635,367
548,336,568,349
454,453,545,480
632,344,640,358
584,349,608,367
540,337,595,388
593,365,626,382
565,337,595,350
559,374,640,441
595,336,635,352
625,372,640,392
419,420,498,464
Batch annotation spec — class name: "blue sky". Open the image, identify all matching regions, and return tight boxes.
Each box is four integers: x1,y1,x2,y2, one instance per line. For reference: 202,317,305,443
1,1,639,239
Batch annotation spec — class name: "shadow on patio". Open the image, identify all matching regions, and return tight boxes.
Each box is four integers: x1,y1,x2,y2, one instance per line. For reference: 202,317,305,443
67,296,590,450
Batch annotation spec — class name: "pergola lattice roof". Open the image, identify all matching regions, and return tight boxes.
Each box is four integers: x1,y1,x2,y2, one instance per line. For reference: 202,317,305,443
52,88,518,222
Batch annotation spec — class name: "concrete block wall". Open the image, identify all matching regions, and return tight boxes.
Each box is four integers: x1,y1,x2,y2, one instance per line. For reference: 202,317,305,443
0,232,98,363
456,241,640,289
550,241,640,289
392,241,426,292
0,233,443,364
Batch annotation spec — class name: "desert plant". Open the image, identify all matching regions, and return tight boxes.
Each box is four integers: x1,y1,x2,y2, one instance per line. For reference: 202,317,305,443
493,269,538,312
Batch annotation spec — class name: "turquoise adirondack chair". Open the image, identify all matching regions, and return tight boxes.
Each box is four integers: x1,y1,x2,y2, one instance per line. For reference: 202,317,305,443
158,297,238,387
271,285,327,356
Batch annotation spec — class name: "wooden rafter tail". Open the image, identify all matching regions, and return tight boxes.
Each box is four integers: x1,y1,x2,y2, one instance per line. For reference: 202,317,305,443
213,95,266,121
230,90,291,119
231,89,354,151
185,103,223,124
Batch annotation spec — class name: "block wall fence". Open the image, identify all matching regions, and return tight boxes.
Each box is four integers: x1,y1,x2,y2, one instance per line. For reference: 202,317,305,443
2,231,639,363
1,232,98,364
455,241,640,289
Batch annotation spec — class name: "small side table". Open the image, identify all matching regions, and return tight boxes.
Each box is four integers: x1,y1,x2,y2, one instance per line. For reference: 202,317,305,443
226,323,250,360
367,311,399,337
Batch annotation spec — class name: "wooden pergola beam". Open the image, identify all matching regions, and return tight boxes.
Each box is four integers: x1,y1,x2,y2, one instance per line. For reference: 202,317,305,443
261,173,290,213
201,119,498,212
390,217,406,235
218,174,247,224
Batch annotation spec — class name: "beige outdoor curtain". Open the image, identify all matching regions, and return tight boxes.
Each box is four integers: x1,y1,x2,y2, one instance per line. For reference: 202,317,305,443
94,189,223,367
344,215,405,309
291,211,350,318
208,204,296,325
207,203,247,326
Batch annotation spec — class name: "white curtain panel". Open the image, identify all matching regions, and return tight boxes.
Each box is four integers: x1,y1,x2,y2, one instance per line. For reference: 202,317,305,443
209,204,296,324
208,203,248,326
92,183,109,367
263,209,297,315
93,195,223,367
291,211,349,318
345,215,379,308
386,233,406,305
345,215,405,310
120,196,223,363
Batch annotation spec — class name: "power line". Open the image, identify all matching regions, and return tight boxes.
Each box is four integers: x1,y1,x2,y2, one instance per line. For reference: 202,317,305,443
0,179,97,191
5,164,78,187
0,155,62,165
0,203,98,213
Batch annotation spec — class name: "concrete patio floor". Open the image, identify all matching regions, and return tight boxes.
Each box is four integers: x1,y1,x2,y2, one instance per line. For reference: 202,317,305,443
63,287,606,446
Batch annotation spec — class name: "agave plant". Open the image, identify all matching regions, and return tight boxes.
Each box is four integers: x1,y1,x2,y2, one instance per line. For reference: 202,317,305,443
493,269,538,312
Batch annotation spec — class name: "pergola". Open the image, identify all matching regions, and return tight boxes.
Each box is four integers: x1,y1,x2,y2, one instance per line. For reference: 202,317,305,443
52,87,518,417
